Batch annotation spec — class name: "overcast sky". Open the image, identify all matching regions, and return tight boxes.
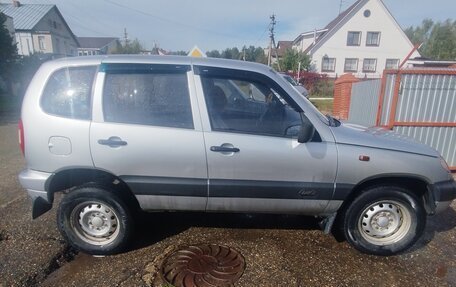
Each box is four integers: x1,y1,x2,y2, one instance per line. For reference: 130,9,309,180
5,0,456,51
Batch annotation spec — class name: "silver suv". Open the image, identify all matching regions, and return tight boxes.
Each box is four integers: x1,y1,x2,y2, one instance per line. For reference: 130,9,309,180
18,56,456,256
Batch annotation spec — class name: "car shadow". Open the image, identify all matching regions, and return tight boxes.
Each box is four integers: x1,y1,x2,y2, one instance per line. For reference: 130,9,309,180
128,205,456,254
127,211,320,252
409,205,456,252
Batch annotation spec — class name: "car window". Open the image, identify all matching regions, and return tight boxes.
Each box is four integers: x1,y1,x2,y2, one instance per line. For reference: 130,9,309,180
103,71,193,129
201,76,302,137
41,66,96,120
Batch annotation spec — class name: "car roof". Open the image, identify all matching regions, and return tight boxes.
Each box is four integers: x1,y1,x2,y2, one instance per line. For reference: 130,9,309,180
49,55,274,75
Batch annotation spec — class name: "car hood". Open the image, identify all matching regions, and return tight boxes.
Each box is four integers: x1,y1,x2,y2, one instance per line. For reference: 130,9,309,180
330,122,440,157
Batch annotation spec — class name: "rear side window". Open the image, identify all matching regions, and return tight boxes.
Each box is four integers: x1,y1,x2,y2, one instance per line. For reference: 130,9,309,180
103,70,193,129
41,66,96,120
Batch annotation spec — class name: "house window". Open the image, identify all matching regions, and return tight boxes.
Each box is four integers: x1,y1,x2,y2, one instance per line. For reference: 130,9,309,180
347,31,361,46
344,58,358,72
363,58,377,72
366,32,381,46
322,57,336,72
385,59,400,69
38,36,46,50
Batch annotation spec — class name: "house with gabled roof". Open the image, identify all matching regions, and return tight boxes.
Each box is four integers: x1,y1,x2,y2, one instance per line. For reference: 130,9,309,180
292,0,420,78
0,1,78,57
77,37,119,56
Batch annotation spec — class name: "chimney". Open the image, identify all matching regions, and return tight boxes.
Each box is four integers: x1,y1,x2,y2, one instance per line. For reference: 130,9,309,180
12,0,21,7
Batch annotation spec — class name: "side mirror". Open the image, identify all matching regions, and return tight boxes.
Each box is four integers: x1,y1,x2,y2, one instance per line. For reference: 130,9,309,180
298,116,315,143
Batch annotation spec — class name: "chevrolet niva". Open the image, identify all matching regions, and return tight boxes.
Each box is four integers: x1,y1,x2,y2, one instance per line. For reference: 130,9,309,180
18,56,456,256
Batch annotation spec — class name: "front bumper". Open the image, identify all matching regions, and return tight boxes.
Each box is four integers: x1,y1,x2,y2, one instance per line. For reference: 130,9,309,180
428,179,456,214
18,169,53,218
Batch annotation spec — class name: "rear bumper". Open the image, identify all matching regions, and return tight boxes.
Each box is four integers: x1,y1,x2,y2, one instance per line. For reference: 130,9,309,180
429,179,456,214
18,169,53,218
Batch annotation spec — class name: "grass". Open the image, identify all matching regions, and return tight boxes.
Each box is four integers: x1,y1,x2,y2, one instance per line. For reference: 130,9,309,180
310,98,333,115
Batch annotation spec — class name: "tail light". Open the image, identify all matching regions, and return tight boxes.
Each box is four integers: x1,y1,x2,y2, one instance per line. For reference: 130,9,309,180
18,119,25,156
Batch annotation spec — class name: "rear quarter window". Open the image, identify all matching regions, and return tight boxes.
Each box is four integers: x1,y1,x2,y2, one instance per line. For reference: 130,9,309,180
41,66,97,120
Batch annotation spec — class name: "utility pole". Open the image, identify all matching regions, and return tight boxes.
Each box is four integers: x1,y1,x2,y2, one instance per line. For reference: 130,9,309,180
123,28,129,46
267,14,280,70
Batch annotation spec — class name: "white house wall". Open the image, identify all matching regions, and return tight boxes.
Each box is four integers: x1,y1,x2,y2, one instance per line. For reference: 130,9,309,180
15,32,33,56
293,36,314,52
310,0,419,78
32,33,53,54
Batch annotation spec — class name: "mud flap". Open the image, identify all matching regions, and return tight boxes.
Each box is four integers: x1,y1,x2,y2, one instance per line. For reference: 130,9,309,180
32,196,52,219
319,213,337,234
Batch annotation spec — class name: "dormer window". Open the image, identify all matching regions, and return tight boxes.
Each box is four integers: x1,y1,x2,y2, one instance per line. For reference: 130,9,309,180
366,32,381,46
347,31,361,46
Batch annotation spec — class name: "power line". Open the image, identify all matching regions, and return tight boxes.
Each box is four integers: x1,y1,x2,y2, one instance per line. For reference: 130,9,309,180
102,0,246,42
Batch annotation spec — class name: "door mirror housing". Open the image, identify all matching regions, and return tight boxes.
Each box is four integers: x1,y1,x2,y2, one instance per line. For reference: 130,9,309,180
298,114,315,143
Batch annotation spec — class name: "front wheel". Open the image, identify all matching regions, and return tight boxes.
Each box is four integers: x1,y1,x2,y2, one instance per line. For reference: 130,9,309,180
57,185,133,255
343,186,426,256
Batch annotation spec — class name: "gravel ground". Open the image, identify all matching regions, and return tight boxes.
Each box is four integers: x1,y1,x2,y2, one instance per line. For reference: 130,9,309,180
1,123,455,287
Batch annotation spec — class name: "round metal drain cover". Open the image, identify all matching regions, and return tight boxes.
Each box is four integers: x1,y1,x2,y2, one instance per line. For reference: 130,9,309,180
161,244,245,287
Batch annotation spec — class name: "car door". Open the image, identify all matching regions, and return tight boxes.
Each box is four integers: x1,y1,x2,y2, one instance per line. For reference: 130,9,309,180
90,62,208,211
194,65,338,214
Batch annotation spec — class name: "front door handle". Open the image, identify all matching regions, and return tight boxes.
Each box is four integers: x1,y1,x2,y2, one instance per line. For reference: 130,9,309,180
210,146,240,153
98,136,127,147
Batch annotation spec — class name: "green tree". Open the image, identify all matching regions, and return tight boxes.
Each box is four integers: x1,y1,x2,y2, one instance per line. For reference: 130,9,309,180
221,47,240,60
207,46,266,64
0,13,18,94
405,19,456,60
206,50,221,58
168,50,188,56
279,49,311,73
241,45,267,64
112,39,144,54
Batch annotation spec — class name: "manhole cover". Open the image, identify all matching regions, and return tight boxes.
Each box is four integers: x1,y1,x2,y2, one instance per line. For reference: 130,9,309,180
161,244,245,287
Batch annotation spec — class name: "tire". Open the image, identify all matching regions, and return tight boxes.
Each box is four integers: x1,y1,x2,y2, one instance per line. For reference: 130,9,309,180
57,185,133,255
343,186,426,256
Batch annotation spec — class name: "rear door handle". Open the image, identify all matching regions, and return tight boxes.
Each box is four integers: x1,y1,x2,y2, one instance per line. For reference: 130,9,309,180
98,136,127,147
210,146,240,153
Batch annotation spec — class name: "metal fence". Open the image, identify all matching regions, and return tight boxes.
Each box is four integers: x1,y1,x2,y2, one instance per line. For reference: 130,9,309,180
348,79,381,126
347,68,456,170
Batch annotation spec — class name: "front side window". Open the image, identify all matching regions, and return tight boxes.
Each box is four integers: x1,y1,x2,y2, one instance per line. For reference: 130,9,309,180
41,66,96,119
347,31,361,46
363,58,377,72
366,32,381,46
385,59,400,69
344,58,358,72
322,57,336,72
103,69,193,129
201,75,302,137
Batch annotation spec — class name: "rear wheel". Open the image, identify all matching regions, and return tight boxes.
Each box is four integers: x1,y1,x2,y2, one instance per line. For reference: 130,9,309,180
57,185,133,255
343,186,426,256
